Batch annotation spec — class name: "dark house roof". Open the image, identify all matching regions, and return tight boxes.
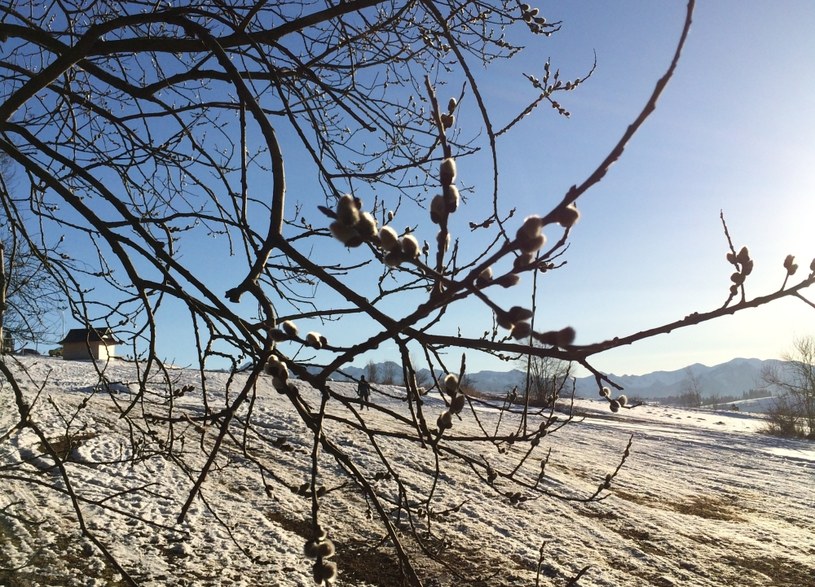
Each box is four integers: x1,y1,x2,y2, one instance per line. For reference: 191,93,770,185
60,327,122,345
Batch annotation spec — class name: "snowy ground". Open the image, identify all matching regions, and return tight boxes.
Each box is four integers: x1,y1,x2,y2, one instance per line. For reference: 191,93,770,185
1,357,813,586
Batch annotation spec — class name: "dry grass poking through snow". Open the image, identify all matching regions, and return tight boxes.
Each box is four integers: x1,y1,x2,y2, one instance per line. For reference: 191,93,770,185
1,357,814,586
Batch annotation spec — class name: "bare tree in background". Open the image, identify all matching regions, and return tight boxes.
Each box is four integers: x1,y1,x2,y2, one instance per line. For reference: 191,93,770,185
762,336,815,438
0,158,65,351
365,359,380,384
679,367,703,408
520,351,571,408
1,1,815,585
381,361,398,385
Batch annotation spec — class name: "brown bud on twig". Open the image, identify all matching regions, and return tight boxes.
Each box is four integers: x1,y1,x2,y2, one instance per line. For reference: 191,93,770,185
450,393,466,414
495,310,514,330
609,399,620,413
304,540,320,559
617,394,628,407
440,113,455,129
507,306,534,323
783,254,798,276
447,97,457,113
736,246,750,265
312,560,338,585
437,410,453,430
513,252,536,271
495,274,521,288
536,326,575,347
512,321,532,340
304,537,335,560
555,326,576,347
282,320,298,337
599,387,610,398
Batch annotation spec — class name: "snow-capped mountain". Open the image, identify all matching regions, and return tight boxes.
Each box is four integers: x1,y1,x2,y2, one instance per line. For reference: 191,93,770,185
337,357,786,399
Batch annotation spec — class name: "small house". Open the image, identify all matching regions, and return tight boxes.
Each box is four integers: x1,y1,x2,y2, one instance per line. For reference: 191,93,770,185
60,327,122,361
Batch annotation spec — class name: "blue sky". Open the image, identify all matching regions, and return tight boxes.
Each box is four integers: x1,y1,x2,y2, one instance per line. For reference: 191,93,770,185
44,1,813,376
353,0,815,376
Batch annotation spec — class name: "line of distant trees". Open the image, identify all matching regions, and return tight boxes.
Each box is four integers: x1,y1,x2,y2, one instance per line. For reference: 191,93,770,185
659,387,768,410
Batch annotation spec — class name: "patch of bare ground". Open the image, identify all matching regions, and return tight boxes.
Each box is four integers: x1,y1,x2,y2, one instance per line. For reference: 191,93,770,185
670,494,744,521
722,554,815,587
615,488,745,522
0,526,127,587
613,487,662,508
265,510,537,587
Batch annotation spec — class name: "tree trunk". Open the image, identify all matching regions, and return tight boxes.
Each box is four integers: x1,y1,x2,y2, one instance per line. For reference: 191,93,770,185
0,242,5,353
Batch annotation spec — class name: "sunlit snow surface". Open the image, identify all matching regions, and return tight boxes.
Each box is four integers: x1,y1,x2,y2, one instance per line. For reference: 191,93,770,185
1,357,813,586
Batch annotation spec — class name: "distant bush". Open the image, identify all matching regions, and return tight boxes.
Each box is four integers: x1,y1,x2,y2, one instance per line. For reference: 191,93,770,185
763,395,810,439
762,337,815,440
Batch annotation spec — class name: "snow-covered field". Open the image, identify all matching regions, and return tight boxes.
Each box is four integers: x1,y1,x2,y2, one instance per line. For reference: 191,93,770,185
1,357,813,586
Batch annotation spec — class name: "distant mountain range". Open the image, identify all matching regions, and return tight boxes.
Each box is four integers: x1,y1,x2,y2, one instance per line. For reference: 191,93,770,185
328,357,785,400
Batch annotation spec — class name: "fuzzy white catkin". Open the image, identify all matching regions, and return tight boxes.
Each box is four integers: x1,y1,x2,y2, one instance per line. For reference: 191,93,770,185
444,373,458,392
384,250,403,267
305,332,322,349
516,215,542,242
477,266,493,285
450,393,466,414
430,194,446,224
379,226,400,251
444,184,460,213
437,230,450,252
336,194,360,226
557,203,580,228
356,212,377,238
330,221,357,244
316,539,335,559
401,235,420,259
439,157,457,186
519,234,546,253
282,320,298,337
